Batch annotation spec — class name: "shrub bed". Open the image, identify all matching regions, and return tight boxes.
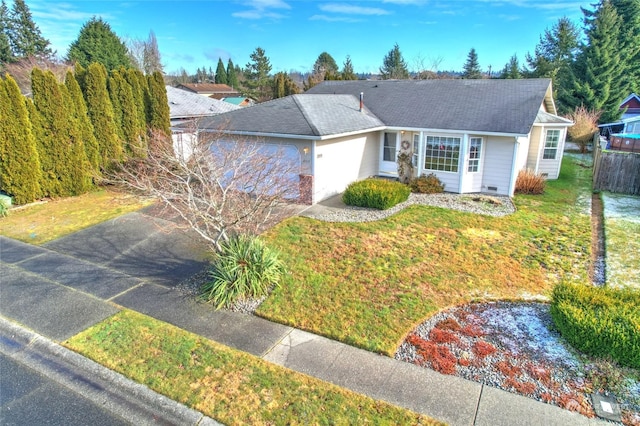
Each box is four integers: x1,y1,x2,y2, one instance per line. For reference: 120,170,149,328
550,282,640,369
515,169,546,194
409,173,444,194
342,178,410,210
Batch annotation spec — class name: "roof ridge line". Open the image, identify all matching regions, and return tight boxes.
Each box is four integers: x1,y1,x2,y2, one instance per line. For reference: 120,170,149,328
292,94,321,136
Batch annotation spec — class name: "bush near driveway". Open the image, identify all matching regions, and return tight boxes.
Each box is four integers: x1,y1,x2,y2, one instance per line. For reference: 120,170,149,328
259,157,592,355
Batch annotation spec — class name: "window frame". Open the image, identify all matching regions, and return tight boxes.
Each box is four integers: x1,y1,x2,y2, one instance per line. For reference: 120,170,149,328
424,135,461,173
543,129,560,160
467,137,483,173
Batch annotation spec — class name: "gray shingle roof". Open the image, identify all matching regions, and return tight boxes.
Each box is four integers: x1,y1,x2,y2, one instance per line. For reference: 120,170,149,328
536,110,573,125
306,79,554,135
166,85,239,119
197,94,385,137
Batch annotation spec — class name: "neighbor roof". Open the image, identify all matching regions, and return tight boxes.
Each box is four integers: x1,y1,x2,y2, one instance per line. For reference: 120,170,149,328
306,79,555,135
197,94,385,138
166,85,239,119
176,83,239,95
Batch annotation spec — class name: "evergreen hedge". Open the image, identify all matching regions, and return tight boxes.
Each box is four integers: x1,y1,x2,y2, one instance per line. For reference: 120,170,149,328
0,75,42,204
342,178,410,210
551,282,640,369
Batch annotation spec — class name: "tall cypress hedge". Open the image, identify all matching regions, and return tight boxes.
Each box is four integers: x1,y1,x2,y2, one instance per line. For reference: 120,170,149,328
83,62,122,168
0,75,42,204
65,71,100,174
124,68,148,156
30,68,90,196
145,70,171,136
109,68,145,157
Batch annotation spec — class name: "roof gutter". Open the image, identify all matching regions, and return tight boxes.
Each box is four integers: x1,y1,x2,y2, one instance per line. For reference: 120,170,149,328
199,126,387,141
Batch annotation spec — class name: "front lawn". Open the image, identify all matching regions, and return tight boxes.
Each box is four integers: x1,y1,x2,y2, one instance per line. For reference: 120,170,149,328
66,310,439,426
602,192,640,289
0,189,152,244
259,157,593,355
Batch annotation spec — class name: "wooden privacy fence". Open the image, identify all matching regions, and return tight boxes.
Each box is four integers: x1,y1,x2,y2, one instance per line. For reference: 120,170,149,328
593,136,640,195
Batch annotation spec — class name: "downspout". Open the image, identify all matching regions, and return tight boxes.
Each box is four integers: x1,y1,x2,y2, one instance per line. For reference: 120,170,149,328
311,140,316,204
508,137,520,196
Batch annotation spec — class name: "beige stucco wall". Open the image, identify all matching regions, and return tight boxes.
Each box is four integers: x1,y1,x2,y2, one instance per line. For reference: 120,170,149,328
313,131,380,202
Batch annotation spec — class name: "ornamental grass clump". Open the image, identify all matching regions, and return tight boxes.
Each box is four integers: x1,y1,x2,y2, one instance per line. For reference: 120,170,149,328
550,282,640,369
409,173,444,194
342,178,410,210
200,235,285,309
515,169,546,194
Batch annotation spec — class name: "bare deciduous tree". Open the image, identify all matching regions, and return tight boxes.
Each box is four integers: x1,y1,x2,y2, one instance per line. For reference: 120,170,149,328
108,126,301,252
2,56,71,94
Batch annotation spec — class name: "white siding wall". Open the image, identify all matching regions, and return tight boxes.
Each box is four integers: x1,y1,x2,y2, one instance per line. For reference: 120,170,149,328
480,136,515,195
527,126,543,171
429,171,460,193
516,136,530,171
313,132,380,202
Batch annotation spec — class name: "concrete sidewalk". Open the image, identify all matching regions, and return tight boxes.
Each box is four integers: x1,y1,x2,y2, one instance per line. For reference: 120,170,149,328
0,211,609,425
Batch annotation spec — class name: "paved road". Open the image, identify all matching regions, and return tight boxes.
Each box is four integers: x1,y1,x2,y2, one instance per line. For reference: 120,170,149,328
1,352,128,426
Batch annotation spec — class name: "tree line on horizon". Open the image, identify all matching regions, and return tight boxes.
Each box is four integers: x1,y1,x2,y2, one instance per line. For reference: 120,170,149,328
3,0,637,122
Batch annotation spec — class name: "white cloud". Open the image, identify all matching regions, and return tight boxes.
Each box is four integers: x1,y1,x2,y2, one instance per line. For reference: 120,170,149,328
319,4,391,16
233,0,290,20
309,14,361,23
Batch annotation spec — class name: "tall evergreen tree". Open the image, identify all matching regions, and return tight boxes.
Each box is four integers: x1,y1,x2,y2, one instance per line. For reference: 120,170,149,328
5,0,52,59
462,48,482,79
0,1,13,63
31,68,90,196
500,54,522,79
145,70,170,136
313,52,339,79
341,55,357,80
226,59,238,89
67,17,131,71
124,68,148,155
109,68,145,156
379,43,409,79
65,70,99,173
83,62,122,167
245,47,272,101
611,0,640,93
563,0,626,123
215,58,227,84
0,74,41,203
272,72,299,98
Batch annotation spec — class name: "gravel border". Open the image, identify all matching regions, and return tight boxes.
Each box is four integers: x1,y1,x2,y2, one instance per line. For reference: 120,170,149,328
302,193,516,223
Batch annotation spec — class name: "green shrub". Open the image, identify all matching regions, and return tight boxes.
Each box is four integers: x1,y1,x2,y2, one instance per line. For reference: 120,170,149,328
409,173,444,194
342,178,410,210
200,235,285,309
515,169,546,194
550,282,640,369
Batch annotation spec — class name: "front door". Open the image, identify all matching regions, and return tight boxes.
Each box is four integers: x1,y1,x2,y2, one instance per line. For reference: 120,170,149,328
464,137,484,192
380,132,399,175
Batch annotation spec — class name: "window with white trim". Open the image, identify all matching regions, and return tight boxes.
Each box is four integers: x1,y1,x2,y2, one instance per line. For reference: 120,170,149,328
543,129,560,159
424,136,461,172
468,137,482,172
412,134,419,166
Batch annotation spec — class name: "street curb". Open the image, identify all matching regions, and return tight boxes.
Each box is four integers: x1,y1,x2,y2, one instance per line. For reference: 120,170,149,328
0,316,221,426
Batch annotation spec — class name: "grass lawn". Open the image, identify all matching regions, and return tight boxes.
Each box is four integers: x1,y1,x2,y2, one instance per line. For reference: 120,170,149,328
602,192,640,289
0,189,152,244
66,310,440,426
258,156,593,356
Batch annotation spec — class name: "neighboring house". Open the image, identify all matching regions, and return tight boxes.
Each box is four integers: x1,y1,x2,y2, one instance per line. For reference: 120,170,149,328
175,83,240,99
620,93,640,120
195,79,572,205
166,85,240,159
222,96,255,107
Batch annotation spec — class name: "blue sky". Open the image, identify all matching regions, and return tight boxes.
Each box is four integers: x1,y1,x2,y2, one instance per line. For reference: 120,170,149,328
26,0,591,76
